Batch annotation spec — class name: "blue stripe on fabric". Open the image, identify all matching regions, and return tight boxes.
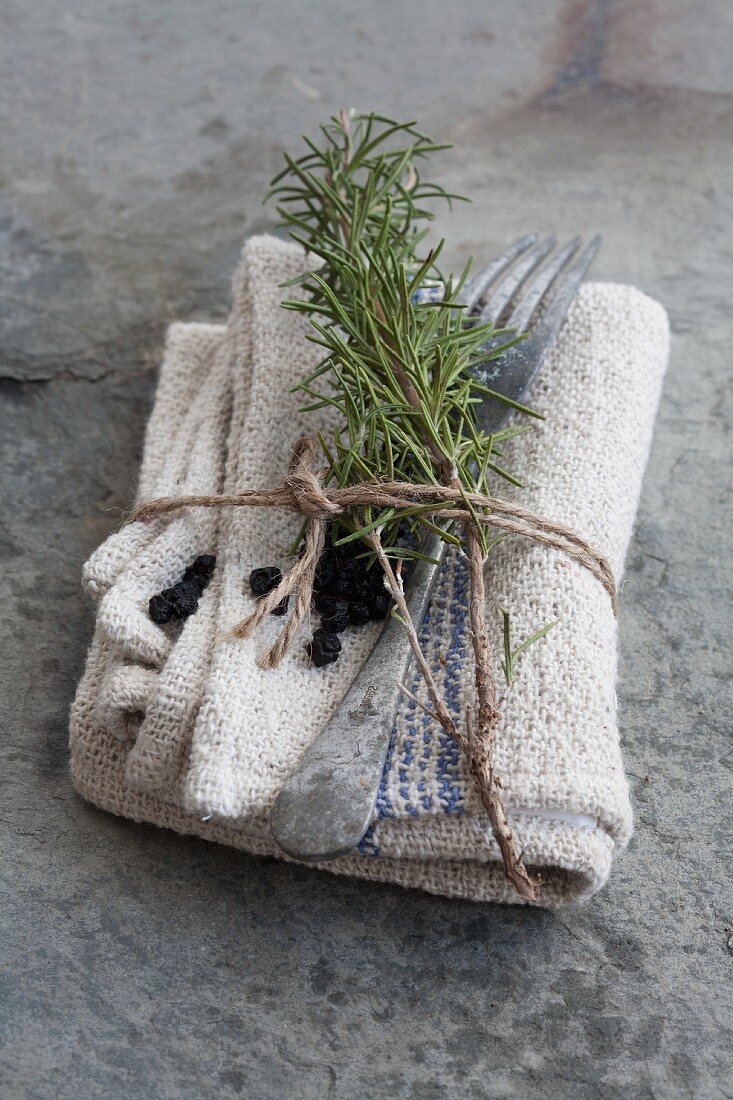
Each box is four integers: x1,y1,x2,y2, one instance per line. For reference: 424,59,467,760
372,547,471,842
425,560,447,814
437,553,469,815
358,826,380,857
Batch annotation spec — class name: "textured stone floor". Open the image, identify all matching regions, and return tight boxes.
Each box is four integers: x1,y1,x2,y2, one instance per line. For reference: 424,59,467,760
1,2,731,1097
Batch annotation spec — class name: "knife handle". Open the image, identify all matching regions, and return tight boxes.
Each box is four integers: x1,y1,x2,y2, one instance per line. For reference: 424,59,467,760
270,537,446,861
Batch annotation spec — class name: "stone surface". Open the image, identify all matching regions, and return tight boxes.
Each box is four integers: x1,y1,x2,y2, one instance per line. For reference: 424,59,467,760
1,2,731,1097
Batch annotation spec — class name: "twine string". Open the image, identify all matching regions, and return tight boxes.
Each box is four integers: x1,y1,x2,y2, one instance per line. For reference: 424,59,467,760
129,433,617,668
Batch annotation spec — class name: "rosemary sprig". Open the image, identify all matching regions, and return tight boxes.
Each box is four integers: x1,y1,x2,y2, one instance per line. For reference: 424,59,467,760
501,609,557,686
268,111,521,555
268,111,541,900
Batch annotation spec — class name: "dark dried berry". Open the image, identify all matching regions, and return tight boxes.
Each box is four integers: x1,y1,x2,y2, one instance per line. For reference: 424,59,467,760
184,555,216,593
272,594,290,616
320,598,349,633
313,591,337,617
192,554,216,578
364,566,388,596
356,573,376,600
182,567,206,594
148,593,173,625
313,547,338,592
348,601,371,627
335,564,370,600
368,591,392,620
333,538,353,561
337,558,360,585
306,628,342,668
250,566,282,598
168,579,201,619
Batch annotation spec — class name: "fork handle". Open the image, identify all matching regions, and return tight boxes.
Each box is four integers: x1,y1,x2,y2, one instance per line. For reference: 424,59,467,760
270,536,446,861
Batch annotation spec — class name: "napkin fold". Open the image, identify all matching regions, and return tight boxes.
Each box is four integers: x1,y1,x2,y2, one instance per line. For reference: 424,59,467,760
70,235,669,906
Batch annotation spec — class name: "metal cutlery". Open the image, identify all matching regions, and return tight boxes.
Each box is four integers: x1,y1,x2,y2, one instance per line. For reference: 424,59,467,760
270,233,601,862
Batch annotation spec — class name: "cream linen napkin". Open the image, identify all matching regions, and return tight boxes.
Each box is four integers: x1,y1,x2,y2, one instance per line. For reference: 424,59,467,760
70,235,669,907
82,321,223,601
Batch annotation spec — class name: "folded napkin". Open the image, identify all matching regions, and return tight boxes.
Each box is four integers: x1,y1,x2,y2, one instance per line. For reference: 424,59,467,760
70,235,669,907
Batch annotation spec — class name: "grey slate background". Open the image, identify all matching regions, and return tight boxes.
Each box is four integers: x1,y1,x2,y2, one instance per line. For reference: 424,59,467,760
1,1,732,1097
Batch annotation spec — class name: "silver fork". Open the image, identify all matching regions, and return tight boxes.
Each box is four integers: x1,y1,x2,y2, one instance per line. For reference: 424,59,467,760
271,233,601,862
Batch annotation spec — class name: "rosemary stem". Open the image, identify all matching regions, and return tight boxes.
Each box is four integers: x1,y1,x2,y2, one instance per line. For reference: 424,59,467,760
366,533,459,741
463,522,540,900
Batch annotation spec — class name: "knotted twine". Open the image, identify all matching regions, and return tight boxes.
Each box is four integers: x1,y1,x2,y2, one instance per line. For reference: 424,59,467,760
129,434,617,669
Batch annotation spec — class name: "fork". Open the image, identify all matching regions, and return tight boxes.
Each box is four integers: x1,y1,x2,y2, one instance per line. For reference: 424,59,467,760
270,233,601,862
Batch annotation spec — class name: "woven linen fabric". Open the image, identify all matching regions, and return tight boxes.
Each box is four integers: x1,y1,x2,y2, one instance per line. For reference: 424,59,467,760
82,321,223,601
70,235,669,907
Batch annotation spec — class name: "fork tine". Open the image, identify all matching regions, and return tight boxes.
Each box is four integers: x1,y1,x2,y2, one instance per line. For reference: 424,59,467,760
460,233,538,312
507,236,581,335
478,235,557,325
471,234,601,433
523,235,602,350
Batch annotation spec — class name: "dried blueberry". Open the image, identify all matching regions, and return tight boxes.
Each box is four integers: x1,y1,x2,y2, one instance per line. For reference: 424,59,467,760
348,601,371,627
184,555,216,592
364,565,387,596
335,560,370,600
320,598,349,633
168,579,201,619
250,566,282,598
272,594,290,616
333,538,354,561
148,593,173,625
313,591,337,617
306,628,342,668
192,554,216,578
182,567,206,594
337,558,360,585
368,591,392,620
313,547,338,592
